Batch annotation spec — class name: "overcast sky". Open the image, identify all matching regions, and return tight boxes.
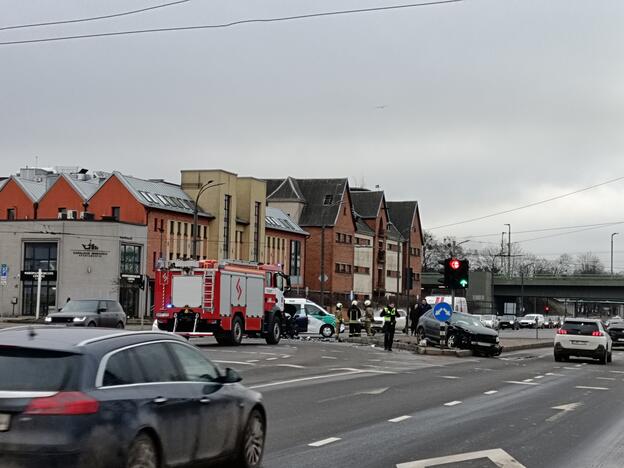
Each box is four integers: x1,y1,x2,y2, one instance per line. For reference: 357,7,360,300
1,0,623,269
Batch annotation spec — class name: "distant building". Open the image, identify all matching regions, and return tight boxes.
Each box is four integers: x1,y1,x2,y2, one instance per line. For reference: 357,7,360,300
265,207,308,289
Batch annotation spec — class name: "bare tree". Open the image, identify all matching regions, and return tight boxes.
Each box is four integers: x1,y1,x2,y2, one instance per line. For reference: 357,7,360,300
574,252,605,275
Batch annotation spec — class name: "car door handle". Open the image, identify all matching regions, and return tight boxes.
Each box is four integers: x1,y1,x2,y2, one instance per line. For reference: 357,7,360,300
199,396,211,404
152,397,168,405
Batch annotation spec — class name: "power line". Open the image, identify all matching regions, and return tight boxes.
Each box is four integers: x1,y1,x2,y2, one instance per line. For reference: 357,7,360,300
0,0,192,32
517,223,624,243
458,220,624,240
0,0,464,47
427,175,624,230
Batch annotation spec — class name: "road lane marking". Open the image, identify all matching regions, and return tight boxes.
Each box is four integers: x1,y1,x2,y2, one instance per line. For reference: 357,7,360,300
534,375,544,379
523,379,534,382
331,367,396,374
357,387,390,395
484,390,498,395
546,402,582,422
397,448,526,468
575,386,609,391
504,381,539,386
266,357,279,361
444,401,462,406
597,377,616,381
249,370,368,389
308,437,341,447
276,364,306,369
563,367,580,370
389,415,412,423
545,372,565,376
213,360,256,366
246,360,260,363
440,375,460,379
609,370,624,374
321,356,338,360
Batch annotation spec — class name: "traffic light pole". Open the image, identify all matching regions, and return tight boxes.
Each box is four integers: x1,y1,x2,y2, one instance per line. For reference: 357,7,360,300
451,288,456,311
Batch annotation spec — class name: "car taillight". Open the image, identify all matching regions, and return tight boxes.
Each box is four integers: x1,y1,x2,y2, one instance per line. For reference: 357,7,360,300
557,329,567,335
592,331,603,337
25,392,99,415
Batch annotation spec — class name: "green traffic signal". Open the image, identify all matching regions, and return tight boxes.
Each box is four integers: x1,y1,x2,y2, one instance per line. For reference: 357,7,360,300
459,278,468,288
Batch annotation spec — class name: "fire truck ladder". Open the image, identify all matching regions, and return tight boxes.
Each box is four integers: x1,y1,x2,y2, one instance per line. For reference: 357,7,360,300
203,270,216,312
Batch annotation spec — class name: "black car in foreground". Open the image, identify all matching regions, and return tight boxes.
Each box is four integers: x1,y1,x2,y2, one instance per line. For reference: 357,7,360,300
416,311,502,356
0,327,266,468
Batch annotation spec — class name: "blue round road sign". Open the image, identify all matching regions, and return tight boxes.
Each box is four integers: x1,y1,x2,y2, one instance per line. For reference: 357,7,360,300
433,302,453,322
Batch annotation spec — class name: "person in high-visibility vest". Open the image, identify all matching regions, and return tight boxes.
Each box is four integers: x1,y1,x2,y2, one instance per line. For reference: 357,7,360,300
380,302,400,351
335,303,345,342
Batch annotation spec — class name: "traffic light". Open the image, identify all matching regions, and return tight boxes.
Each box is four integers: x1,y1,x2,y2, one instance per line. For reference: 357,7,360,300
443,258,469,289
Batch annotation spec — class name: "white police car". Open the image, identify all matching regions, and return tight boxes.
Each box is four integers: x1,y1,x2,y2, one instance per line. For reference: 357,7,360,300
284,299,339,338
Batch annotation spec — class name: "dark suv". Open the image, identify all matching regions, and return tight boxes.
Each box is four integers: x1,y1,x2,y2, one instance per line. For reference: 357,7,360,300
0,327,266,468
45,299,126,328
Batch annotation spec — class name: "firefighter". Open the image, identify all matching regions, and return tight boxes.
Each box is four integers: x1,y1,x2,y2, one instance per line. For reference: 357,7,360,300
348,300,362,337
380,302,400,351
363,300,375,336
335,302,345,341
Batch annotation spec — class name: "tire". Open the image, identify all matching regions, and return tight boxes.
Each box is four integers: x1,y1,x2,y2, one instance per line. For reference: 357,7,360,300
416,327,426,344
554,352,562,362
233,409,266,468
214,333,229,346
87,322,96,327
116,322,125,329
607,351,612,363
265,316,282,345
599,350,608,365
446,333,458,349
229,316,244,346
126,433,159,468
320,324,334,338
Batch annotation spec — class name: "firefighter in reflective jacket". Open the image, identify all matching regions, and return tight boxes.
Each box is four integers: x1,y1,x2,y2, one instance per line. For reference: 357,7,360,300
363,300,375,336
348,300,362,337
380,303,400,351
335,303,345,341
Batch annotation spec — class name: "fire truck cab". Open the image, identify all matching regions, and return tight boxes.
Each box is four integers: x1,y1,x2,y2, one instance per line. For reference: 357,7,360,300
154,259,290,345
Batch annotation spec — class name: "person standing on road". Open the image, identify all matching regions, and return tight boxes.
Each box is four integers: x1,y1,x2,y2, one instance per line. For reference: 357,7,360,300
380,302,400,351
348,300,362,337
335,302,345,342
363,300,375,336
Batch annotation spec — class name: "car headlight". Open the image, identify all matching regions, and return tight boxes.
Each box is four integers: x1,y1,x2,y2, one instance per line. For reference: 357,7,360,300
73,316,87,322
44,316,52,323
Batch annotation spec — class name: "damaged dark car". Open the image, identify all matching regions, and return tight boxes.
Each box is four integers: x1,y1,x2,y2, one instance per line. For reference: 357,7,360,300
416,311,503,357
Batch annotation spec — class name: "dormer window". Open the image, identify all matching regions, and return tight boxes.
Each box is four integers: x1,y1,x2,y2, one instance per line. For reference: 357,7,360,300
323,195,333,205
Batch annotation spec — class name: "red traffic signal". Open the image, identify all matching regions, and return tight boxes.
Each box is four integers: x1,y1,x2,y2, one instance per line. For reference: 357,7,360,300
449,258,461,270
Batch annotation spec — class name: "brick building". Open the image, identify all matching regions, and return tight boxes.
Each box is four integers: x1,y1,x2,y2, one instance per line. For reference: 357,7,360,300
266,177,356,308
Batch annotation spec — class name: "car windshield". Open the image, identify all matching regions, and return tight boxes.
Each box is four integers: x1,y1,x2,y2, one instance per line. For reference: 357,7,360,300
0,347,80,391
501,315,515,320
451,313,482,327
561,321,600,336
60,300,99,313
523,315,537,320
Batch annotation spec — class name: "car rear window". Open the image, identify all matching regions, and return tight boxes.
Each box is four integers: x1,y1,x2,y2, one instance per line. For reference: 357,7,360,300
561,321,600,335
0,347,80,391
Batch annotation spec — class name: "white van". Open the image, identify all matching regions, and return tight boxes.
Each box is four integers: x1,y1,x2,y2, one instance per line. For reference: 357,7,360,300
425,295,469,314
284,298,339,338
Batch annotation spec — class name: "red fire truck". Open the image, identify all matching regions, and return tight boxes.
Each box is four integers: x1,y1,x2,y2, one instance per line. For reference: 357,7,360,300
153,259,290,345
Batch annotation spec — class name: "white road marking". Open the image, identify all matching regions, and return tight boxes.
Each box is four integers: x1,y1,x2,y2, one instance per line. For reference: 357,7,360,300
484,390,498,395
246,360,260,363
276,364,306,369
266,357,279,361
397,448,526,468
534,375,544,379
597,377,616,381
504,381,539,386
575,386,609,391
331,367,396,374
357,387,390,395
308,437,341,447
546,402,582,422
564,367,580,370
523,379,534,382
545,372,565,376
321,356,338,360
444,401,462,407
213,360,256,366
440,375,460,380
389,415,412,423
609,370,624,374
249,370,369,389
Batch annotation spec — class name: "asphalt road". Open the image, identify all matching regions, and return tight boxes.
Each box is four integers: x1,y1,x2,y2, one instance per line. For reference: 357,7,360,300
197,337,624,468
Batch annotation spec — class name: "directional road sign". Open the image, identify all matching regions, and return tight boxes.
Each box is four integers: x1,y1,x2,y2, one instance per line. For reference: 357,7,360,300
433,302,453,322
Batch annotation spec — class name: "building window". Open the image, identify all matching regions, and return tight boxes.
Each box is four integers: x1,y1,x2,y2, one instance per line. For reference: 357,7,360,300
170,221,175,235
323,195,333,206
184,223,188,237
111,207,120,221
335,263,352,274
120,244,142,318
7,208,15,220
354,266,370,275
121,244,141,275
290,240,301,277
253,202,261,262
22,242,58,316
223,195,231,257
411,247,421,257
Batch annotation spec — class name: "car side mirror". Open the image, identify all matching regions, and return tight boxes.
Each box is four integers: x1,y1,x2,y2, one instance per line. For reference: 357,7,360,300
219,367,242,384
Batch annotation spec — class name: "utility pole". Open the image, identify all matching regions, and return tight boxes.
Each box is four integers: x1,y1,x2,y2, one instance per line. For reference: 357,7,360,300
320,223,326,307
611,232,619,275
505,224,512,276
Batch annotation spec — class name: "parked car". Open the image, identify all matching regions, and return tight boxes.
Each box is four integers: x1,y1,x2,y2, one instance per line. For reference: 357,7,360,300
0,326,266,468
499,314,520,330
545,316,561,328
554,318,612,364
284,298,339,338
425,296,469,313
45,299,126,328
370,308,407,333
416,311,502,356
607,322,624,348
519,314,545,328
480,315,499,330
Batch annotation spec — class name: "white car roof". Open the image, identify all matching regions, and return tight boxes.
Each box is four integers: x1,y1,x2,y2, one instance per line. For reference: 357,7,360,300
564,318,601,323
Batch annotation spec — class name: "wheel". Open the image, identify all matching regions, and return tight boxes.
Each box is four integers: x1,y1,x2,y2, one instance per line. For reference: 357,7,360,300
446,333,458,349
554,352,562,362
320,324,334,338
214,333,229,345
265,316,282,345
233,409,266,468
126,433,159,468
599,350,608,365
229,316,244,346
116,322,125,329
607,351,612,363
416,327,426,344
87,322,96,327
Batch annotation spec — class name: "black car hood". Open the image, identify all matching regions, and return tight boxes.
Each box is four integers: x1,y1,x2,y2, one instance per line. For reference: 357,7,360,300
452,323,497,336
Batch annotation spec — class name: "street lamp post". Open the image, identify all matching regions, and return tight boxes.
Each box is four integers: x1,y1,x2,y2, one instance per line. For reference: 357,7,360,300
611,232,619,275
191,180,225,260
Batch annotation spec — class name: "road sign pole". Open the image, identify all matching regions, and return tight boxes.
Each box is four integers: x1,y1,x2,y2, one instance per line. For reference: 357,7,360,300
440,322,447,349
451,288,456,310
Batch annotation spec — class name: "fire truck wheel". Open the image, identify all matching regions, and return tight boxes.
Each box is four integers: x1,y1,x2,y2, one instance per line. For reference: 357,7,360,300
229,316,244,346
265,316,282,345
